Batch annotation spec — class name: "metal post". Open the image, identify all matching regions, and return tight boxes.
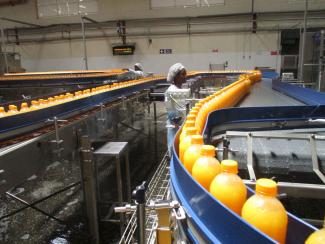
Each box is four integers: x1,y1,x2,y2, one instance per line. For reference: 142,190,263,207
298,0,308,81
0,25,9,74
81,16,89,70
80,136,99,244
153,102,157,122
318,30,324,92
222,137,229,160
133,182,146,244
115,155,125,233
125,147,131,202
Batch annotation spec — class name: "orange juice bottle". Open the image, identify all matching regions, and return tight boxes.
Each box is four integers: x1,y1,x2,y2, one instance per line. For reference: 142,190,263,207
180,120,196,142
192,145,221,190
179,127,197,162
210,160,247,215
183,135,204,172
48,97,54,105
0,107,6,117
189,110,198,117
20,102,29,113
241,178,288,243
305,217,325,244
7,105,18,116
30,100,40,110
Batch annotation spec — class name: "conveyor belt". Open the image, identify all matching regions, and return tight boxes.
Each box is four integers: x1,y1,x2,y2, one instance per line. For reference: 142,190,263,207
238,79,303,107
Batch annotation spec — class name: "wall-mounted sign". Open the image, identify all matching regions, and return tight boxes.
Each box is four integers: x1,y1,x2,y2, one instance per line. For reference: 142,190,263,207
112,45,135,55
160,49,172,54
270,51,278,55
212,48,219,53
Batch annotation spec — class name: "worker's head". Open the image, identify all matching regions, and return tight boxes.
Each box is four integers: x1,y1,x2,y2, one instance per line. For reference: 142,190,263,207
167,63,187,88
134,63,143,71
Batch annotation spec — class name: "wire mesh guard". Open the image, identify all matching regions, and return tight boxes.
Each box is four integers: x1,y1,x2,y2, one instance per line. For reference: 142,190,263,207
118,153,171,244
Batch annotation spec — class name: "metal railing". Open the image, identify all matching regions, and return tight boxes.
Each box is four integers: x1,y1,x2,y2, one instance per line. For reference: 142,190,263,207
119,153,170,244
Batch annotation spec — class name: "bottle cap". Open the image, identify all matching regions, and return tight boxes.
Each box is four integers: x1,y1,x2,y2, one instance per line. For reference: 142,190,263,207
186,114,196,121
191,135,203,145
200,145,215,157
186,127,197,136
31,100,39,106
9,105,17,110
189,110,198,116
221,160,238,174
20,103,28,109
185,120,195,128
256,178,277,197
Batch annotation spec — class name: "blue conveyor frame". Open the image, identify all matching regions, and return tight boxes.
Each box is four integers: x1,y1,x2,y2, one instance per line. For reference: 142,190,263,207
170,79,325,243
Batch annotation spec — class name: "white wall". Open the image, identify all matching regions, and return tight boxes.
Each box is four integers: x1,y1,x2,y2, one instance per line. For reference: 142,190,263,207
0,0,325,28
17,31,280,73
1,0,323,73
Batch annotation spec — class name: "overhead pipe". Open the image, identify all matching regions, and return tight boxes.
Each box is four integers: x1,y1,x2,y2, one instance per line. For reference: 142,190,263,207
5,24,325,44
4,9,325,34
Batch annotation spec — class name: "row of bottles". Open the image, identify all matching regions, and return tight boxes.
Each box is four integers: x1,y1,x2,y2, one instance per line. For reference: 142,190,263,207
183,140,288,243
0,76,161,118
177,71,295,243
178,71,325,243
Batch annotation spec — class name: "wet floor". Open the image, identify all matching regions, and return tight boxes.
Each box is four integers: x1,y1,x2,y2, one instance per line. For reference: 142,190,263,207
0,102,168,244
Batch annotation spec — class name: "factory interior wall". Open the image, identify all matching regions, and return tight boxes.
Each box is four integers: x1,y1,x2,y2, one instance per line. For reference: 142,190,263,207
0,0,324,27
17,31,280,73
1,0,323,73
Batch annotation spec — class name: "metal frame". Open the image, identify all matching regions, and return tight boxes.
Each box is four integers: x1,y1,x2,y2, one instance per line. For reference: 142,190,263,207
94,141,131,234
117,153,170,244
0,89,149,194
225,130,325,183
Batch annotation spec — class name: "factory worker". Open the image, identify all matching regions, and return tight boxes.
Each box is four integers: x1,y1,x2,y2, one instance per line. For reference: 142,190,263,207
165,63,190,156
133,63,145,78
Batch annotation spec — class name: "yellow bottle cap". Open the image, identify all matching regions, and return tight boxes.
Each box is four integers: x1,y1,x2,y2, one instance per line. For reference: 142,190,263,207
189,110,198,116
20,102,28,109
186,114,196,121
31,100,39,106
9,105,17,110
185,120,195,127
221,160,238,174
186,127,197,136
256,178,277,197
191,135,203,145
200,145,215,157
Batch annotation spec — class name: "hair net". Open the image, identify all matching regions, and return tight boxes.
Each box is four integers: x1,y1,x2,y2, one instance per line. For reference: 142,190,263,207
134,63,143,71
167,63,186,83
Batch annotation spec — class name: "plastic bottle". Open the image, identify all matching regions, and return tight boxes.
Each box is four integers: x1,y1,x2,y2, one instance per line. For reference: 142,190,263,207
0,107,6,117
241,178,288,244
210,159,247,215
48,97,55,105
189,110,198,117
179,114,196,141
183,135,204,173
192,145,221,190
20,102,29,113
30,100,40,110
305,217,325,244
7,105,18,116
179,120,196,142
179,127,197,162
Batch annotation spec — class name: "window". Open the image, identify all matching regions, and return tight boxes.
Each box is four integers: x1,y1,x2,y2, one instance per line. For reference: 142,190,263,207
37,0,98,18
150,0,224,9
